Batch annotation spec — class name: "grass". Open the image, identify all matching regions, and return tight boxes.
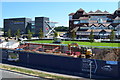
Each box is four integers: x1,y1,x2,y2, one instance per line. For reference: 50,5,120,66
31,40,53,43
30,40,120,48
0,64,81,80
62,41,120,47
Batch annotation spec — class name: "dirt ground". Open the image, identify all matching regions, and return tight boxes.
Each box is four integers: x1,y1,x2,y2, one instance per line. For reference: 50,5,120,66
91,48,120,61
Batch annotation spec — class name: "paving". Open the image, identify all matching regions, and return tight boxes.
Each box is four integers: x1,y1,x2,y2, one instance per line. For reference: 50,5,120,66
1,63,89,80
1,69,39,78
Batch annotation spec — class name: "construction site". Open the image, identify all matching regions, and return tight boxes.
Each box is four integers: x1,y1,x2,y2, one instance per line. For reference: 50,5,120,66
0,40,119,62
1,41,120,79
14,42,92,58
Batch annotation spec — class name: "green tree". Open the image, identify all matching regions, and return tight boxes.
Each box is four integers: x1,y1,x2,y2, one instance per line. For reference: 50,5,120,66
27,30,32,39
7,29,11,38
110,29,115,41
89,30,94,43
71,30,76,40
53,31,61,42
54,26,69,31
16,29,20,38
38,29,44,39
54,32,58,38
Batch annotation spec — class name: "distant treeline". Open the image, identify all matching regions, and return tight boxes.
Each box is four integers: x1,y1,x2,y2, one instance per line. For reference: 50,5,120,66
55,26,69,31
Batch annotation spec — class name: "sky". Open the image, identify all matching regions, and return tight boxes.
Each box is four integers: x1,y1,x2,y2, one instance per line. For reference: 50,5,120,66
1,0,120,2
1,2,119,28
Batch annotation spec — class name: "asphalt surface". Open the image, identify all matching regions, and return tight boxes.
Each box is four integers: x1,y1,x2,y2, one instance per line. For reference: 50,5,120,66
1,61,112,79
1,63,84,79
1,69,38,78
1,60,119,80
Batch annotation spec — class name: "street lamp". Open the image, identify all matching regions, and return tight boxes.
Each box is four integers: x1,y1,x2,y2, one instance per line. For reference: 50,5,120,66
89,61,92,80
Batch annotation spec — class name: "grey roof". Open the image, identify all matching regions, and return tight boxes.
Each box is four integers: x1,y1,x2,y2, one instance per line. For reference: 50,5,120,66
83,12,88,15
88,10,110,14
104,10,109,13
95,10,103,13
89,11,94,13
77,8,84,11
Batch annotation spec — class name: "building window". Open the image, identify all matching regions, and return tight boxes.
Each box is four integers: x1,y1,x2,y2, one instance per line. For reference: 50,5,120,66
31,23,35,25
97,18,103,24
74,21,79,24
31,26,35,29
108,25,114,29
113,20,120,23
90,25,96,29
69,16,72,20
80,20,88,23
99,25,105,29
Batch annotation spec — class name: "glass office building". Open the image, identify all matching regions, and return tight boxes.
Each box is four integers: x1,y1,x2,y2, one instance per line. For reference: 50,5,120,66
4,17,49,37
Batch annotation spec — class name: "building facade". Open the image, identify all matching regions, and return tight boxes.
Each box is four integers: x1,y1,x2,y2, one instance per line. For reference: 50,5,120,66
4,17,50,37
35,17,49,37
69,8,120,39
4,18,31,36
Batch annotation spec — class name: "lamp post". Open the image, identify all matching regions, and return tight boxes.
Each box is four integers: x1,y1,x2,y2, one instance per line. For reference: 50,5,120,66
27,52,29,64
89,61,92,80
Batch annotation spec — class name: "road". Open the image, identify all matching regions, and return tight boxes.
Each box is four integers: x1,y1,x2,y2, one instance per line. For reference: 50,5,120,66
0,69,43,79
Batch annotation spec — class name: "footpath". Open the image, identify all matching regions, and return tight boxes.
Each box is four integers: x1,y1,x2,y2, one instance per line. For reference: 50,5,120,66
0,63,88,80
1,60,116,80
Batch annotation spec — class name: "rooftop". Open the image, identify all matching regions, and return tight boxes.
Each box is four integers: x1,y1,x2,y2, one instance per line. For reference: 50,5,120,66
77,8,84,12
88,10,110,14
69,13,75,16
69,8,112,16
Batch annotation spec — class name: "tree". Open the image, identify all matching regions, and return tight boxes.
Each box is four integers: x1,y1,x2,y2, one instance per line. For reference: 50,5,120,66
38,29,44,39
7,29,11,38
54,26,69,31
16,29,20,38
54,31,58,38
71,30,76,40
110,29,115,41
89,30,94,43
27,30,32,39
53,32,58,42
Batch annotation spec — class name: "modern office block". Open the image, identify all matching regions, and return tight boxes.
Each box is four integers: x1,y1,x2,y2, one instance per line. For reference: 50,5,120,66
4,17,50,37
35,17,49,37
4,18,32,36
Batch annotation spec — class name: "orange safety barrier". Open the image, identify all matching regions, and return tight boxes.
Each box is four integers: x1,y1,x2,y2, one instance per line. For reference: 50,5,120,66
32,46,42,51
49,47,59,53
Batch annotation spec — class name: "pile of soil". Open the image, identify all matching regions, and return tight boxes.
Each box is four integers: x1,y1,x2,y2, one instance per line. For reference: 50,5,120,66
91,48,120,61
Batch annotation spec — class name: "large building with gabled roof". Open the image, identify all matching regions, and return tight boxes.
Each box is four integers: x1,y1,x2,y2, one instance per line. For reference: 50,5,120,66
69,8,120,39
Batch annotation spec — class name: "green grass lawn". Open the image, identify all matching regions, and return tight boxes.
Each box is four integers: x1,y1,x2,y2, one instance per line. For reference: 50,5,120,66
30,40,120,48
31,40,53,43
